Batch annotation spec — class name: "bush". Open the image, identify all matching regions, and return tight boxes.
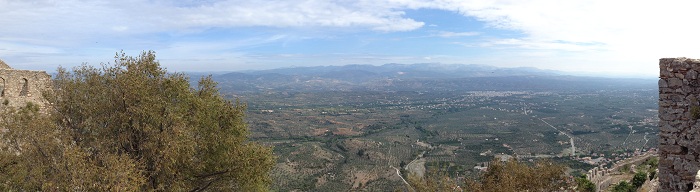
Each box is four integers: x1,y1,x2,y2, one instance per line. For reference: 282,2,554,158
575,176,596,192
632,171,648,188
612,181,634,192
409,158,570,192
0,51,275,191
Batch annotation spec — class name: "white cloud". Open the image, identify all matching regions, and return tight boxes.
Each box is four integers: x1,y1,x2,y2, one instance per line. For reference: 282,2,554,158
436,31,480,38
1,0,698,76
0,0,427,41
389,0,700,76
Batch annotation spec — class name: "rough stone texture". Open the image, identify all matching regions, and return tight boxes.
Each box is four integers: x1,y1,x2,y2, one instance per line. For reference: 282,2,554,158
659,57,700,192
0,62,51,110
0,59,10,69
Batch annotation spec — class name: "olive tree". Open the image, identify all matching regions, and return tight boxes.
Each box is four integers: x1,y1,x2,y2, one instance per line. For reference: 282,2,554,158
0,51,274,191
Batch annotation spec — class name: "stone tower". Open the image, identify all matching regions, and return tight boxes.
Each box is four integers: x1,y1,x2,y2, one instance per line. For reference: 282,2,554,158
0,59,51,109
658,57,700,191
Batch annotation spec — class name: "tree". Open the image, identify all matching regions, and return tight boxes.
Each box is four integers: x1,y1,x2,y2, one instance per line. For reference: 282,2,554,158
466,159,569,192
408,158,570,192
632,171,648,188
1,103,142,191
575,175,596,192
407,172,456,192
0,51,275,191
357,148,365,156
612,181,634,192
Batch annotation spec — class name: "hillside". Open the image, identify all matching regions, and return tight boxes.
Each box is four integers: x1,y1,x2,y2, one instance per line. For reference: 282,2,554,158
199,63,659,191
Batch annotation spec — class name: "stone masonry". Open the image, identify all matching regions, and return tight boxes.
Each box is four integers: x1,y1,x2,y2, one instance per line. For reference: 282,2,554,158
659,57,700,191
0,59,51,109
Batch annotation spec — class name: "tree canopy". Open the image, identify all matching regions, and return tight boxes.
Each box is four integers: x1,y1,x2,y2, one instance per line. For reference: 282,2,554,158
409,158,570,192
0,51,274,191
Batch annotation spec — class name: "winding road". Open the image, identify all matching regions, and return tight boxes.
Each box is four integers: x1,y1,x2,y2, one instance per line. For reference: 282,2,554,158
540,118,576,156
388,145,414,191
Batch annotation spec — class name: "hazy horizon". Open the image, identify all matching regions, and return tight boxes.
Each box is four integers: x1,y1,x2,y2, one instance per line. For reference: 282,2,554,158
180,62,658,79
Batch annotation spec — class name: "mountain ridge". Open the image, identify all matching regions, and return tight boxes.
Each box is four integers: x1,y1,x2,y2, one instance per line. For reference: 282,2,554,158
193,63,655,93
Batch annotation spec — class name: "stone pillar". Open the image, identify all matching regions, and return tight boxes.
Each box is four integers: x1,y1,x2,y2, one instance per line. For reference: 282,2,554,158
659,58,700,191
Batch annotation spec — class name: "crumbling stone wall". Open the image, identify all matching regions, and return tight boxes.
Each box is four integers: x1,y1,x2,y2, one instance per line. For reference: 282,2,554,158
586,166,612,191
0,60,51,110
658,57,700,191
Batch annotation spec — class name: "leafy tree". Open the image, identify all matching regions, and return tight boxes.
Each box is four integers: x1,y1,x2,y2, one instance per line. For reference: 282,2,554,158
407,171,456,192
632,171,648,188
642,156,659,170
575,175,596,192
466,159,569,192
0,51,275,191
408,158,570,192
612,181,634,192
1,103,142,191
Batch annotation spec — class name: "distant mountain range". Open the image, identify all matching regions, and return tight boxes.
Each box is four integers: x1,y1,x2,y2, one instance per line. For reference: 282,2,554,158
189,64,656,93
238,63,561,78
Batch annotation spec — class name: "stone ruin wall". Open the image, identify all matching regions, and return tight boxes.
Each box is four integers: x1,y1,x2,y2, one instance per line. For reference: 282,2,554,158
587,166,613,191
0,60,51,110
659,57,700,191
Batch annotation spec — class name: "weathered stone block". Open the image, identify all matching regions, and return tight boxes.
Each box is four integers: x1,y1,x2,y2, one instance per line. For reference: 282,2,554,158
685,154,696,161
684,86,694,94
660,79,669,88
661,124,680,132
671,95,685,102
660,93,672,99
672,59,685,69
668,78,683,88
689,70,699,80
660,88,674,93
660,109,677,121
689,59,700,64
661,100,674,107
664,145,684,154
662,70,672,78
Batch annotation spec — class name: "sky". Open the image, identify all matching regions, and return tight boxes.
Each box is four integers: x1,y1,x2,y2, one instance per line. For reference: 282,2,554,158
1,0,699,78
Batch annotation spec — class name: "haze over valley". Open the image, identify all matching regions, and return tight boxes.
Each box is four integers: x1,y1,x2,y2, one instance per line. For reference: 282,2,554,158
204,64,658,191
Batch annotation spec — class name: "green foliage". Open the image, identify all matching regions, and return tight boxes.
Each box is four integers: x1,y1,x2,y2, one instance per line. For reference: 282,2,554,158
468,159,569,192
620,164,631,173
612,181,634,192
409,159,570,192
0,51,275,191
407,172,456,192
692,105,700,120
357,148,365,156
575,175,596,192
632,171,648,188
642,156,659,170
0,104,140,191
415,125,438,137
